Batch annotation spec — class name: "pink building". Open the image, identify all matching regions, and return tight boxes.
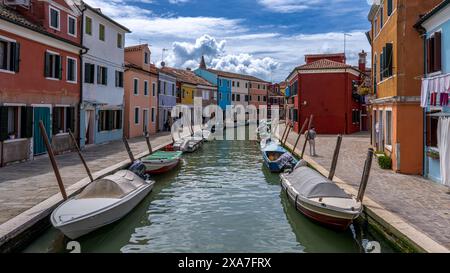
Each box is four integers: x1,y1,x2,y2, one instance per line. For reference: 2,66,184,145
124,44,158,138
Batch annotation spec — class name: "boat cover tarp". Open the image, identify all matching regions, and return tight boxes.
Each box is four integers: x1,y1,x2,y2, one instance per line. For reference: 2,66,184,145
285,167,350,199
76,170,146,199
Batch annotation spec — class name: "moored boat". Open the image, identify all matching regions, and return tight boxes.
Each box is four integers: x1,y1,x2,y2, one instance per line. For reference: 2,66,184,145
142,151,183,174
261,142,297,172
51,161,155,239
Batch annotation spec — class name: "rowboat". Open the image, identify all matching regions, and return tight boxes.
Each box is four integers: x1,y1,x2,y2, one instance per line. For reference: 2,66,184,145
51,161,155,239
261,142,297,172
142,151,182,174
280,164,362,230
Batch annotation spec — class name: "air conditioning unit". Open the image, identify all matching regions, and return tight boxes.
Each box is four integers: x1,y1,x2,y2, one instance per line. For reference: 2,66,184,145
4,0,31,7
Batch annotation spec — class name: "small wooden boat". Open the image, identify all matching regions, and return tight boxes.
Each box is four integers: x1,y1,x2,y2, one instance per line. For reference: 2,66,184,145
280,165,362,230
142,151,182,174
51,161,155,239
262,142,298,172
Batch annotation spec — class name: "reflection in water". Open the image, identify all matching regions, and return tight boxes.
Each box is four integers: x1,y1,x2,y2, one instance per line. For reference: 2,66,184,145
24,133,394,253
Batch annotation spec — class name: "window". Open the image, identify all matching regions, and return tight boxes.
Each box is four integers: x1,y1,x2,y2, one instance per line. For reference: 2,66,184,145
291,81,298,95
427,114,439,148
163,81,167,95
232,81,235,87
144,52,149,64
66,57,77,82
171,83,175,96
236,94,240,101
387,0,393,16
237,82,240,88
117,33,122,48
85,16,92,35
227,81,230,88
153,82,156,96
68,16,76,37
380,6,383,30
352,109,361,124
258,95,261,102
213,92,217,100
144,81,149,96
373,54,377,94
98,110,122,131
49,7,60,30
232,94,235,101
44,51,62,79
219,79,222,86
263,96,267,102
134,108,139,124
380,43,393,80
258,84,260,89
52,107,75,134
293,109,298,122
0,106,33,141
202,90,209,100
97,66,107,85
99,24,105,41
249,95,252,101
84,63,95,83
385,110,392,146
133,78,139,95
427,32,442,74
0,38,20,72
374,18,377,35
151,108,155,123
245,83,248,88
115,71,123,87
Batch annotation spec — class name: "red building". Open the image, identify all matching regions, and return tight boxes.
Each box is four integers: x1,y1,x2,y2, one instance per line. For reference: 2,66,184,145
0,0,82,166
286,53,367,134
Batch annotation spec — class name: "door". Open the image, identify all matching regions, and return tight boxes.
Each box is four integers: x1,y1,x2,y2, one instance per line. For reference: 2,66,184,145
33,107,51,155
143,109,149,133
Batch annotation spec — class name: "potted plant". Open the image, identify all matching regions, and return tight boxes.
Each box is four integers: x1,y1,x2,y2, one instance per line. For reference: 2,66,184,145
427,150,440,160
378,155,392,170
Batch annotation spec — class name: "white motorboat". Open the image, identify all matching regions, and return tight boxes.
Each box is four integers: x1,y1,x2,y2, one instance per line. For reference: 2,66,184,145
51,161,155,239
173,136,203,153
259,136,280,150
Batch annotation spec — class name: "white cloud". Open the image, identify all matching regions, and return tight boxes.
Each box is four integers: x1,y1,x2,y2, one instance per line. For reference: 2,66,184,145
257,0,323,13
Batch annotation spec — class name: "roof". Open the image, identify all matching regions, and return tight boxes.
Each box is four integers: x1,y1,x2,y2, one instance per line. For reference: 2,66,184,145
83,3,131,33
125,44,150,52
296,59,352,70
0,3,83,49
206,68,268,83
125,62,158,75
161,67,215,87
414,0,450,29
304,53,345,59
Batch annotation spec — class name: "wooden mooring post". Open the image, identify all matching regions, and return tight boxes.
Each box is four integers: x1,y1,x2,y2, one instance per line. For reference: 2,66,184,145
145,131,153,154
282,122,292,145
68,129,94,182
39,121,67,200
122,137,135,162
293,118,309,153
328,135,343,181
280,121,289,141
357,148,374,202
300,115,314,159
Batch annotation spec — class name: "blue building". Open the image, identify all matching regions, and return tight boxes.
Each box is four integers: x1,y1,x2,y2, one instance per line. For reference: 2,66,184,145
158,70,177,131
415,0,450,187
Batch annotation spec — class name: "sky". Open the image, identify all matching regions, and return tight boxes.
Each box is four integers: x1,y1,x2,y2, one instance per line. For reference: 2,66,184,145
84,0,372,82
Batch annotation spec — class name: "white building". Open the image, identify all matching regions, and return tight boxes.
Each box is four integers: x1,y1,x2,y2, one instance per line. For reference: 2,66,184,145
79,3,131,146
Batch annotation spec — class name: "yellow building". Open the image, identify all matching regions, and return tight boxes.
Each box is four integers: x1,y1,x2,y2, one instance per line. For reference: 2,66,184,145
181,84,195,105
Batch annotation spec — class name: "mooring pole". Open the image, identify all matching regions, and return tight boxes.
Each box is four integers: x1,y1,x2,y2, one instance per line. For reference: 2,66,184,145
122,137,135,162
282,122,292,145
357,148,374,202
293,118,309,153
328,135,343,181
68,129,93,182
300,115,314,159
145,131,153,154
280,122,289,142
39,121,67,200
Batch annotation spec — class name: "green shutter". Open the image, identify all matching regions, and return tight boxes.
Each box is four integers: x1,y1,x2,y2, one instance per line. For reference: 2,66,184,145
21,106,33,138
386,43,393,77
10,42,20,72
0,107,8,141
380,53,383,81
44,52,50,77
57,55,62,79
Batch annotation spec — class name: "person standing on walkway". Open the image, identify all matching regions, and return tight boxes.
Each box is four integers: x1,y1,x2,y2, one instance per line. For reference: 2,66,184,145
308,127,317,157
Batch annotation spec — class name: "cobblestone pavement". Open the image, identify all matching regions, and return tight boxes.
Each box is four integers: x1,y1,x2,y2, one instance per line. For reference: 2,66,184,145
0,132,172,225
280,124,450,249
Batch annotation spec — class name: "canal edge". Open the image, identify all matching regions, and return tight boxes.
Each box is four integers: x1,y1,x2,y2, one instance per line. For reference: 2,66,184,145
281,138,450,253
0,140,173,253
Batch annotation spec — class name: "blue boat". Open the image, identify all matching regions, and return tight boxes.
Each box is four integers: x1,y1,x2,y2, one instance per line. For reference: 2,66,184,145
261,142,298,173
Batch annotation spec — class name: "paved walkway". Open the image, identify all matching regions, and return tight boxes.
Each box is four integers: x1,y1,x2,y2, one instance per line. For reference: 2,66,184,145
0,132,172,225
279,125,450,250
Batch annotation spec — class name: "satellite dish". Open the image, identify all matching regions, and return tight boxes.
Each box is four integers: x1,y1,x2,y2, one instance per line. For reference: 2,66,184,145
161,61,166,67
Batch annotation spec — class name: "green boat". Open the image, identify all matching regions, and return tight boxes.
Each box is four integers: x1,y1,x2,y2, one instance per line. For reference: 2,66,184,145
142,151,183,174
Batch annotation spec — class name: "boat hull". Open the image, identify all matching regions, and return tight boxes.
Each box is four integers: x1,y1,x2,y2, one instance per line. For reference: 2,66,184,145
143,159,180,174
51,182,154,239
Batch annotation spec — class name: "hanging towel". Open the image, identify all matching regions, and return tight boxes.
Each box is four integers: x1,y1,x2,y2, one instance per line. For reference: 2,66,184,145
437,117,450,187
421,79,430,108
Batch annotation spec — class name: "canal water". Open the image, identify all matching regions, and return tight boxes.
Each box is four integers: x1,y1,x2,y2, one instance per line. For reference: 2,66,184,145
24,134,394,253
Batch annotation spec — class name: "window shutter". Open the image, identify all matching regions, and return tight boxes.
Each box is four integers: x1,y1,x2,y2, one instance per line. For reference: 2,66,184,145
117,110,122,129
380,53,383,81
386,43,393,77
66,107,75,133
44,52,51,77
21,106,33,138
434,32,442,72
387,0,393,16
426,38,432,74
10,42,20,72
382,46,388,78
104,67,108,84
107,111,114,130
97,65,101,84
0,107,8,141
56,55,62,79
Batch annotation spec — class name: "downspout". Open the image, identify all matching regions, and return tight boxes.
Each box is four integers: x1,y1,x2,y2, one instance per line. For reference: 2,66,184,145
79,5,89,147
422,32,427,177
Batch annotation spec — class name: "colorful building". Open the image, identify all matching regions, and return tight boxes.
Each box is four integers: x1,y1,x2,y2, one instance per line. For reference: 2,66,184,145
249,80,269,109
0,0,82,166
124,44,158,138
286,53,365,134
268,83,285,119
157,70,177,132
79,3,130,146
367,0,441,174
415,0,450,187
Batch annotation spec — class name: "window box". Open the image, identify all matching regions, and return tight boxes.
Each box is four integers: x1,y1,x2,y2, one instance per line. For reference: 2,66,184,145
427,150,440,160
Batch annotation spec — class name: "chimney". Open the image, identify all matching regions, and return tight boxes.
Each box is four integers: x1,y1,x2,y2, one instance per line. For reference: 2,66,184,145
199,55,207,70
359,50,367,73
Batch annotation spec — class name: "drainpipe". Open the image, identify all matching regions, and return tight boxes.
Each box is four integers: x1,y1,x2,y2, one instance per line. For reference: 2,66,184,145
78,4,89,147
422,33,427,177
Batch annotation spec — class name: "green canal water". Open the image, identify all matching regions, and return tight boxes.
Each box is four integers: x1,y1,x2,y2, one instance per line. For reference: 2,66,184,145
24,136,395,253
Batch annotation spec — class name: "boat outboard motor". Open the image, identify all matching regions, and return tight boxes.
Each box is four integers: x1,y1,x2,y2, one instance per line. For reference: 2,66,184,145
129,160,149,180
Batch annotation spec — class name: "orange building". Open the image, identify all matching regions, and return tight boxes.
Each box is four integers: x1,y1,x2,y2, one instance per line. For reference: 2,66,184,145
368,0,442,174
124,44,158,138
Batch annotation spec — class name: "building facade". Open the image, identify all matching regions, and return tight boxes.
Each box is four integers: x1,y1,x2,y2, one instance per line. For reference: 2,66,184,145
249,80,268,109
124,44,158,138
286,53,364,134
368,0,442,174
415,0,450,187
79,3,130,146
0,0,82,166
158,70,177,132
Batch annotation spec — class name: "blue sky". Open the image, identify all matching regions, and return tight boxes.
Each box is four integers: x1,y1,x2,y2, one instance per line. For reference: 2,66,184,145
85,0,372,82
